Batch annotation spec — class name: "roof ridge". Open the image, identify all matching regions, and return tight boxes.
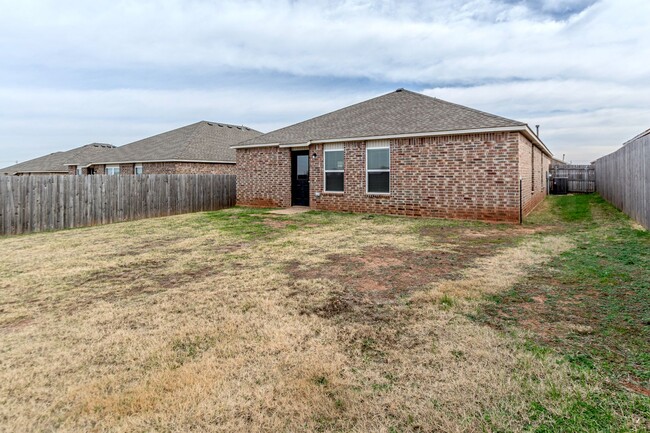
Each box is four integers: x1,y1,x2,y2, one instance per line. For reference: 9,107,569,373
240,90,403,145
201,120,260,132
175,122,207,159
120,121,205,149
406,90,525,126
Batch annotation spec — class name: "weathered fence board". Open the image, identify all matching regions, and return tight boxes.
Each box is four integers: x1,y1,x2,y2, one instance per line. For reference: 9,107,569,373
549,164,596,193
595,132,649,229
0,174,236,236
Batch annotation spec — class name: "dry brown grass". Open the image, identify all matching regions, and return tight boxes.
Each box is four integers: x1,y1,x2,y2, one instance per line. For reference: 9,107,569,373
0,208,641,432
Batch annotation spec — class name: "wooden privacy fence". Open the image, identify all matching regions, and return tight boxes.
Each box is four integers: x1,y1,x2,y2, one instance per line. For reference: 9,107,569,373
549,164,596,193
0,174,236,236
594,132,649,229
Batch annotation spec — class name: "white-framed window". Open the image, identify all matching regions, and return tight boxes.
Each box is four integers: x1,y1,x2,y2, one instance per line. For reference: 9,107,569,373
106,165,120,175
324,144,344,192
76,167,82,175
366,140,390,194
135,164,143,175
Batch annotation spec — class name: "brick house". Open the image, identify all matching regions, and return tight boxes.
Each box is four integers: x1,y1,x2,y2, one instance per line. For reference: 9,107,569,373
1,143,115,176
233,89,552,222
67,121,261,175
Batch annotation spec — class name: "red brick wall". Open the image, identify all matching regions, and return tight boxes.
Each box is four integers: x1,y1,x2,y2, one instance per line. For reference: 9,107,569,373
120,163,135,175
236,146,292,207
80,162,235,175
518,134,550,215
236,132,551,222
310,133,521,222
170,162,237,175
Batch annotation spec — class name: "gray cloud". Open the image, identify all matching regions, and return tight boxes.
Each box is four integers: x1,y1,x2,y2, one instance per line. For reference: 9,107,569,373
0,0,648,165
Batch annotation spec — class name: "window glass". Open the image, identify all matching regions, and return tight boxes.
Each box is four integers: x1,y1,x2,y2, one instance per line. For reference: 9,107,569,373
324,149,344,192
106,166,120,175
325,150,344,171
76,167,82,175
325,172,344,192
296,155,308,179
368,148,389,170
368,172,389,193
135,165,143,175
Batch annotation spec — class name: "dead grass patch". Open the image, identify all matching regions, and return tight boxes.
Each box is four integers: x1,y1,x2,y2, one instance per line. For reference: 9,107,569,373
0,206,645,432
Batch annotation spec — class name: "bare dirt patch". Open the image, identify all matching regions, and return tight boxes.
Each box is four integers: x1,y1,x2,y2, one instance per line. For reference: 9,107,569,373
261,216,293,229
287,226,538,308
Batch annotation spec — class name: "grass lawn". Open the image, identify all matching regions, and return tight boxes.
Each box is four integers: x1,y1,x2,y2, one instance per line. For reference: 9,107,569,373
0,195,648,432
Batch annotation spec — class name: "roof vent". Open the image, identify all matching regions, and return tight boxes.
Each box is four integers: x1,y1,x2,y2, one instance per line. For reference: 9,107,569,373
207,122,213,126
396,88,404,92
217,124,223,127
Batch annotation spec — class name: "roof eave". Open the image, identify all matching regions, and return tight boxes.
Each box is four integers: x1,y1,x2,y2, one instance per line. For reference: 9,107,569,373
231,142,281,149
232,126,553,156
11,170,69,174
520,125,553,157
66,159,236,168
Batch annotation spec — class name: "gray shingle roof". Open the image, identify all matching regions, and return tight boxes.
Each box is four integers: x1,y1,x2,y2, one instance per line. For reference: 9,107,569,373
236,89,526,147
1,143,115,175
87,121,261,166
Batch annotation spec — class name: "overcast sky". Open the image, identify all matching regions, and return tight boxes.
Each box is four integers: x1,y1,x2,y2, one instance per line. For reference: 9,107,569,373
1,0,648,166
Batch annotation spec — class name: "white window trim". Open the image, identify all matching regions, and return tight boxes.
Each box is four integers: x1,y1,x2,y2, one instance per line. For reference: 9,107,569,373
135,164,143,175
106,165,120,175
366,142,390,195
323,146,344,193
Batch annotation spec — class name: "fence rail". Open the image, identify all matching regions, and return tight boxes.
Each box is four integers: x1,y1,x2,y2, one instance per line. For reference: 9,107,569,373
549,164,596,193
0,174,236,236
594,134,649,229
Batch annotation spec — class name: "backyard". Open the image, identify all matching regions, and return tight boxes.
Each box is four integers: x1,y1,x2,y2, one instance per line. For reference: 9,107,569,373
0,195,648,432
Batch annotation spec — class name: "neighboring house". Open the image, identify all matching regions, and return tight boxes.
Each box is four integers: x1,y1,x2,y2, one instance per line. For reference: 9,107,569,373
69,121,261,175
1,143,115,176
233,89,552,222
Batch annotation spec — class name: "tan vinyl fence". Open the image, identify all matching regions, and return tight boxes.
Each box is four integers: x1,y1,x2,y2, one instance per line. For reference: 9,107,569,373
594,133,649,229
0,174,236,236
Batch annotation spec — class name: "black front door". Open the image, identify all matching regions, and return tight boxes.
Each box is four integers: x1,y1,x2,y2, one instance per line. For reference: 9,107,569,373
291,151,310,206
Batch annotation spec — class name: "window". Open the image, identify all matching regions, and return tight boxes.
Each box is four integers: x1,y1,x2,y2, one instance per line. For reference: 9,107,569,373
324,144,344,192
106,165,120,175
531,149,535,192
76,167,82,175
296,155,308,180
366,141,390,194
135,164,143,175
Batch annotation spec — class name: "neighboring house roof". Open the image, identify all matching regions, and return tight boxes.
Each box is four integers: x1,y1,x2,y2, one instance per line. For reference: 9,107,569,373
1,143,115,175
79,121,261,167
234,89,551,156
